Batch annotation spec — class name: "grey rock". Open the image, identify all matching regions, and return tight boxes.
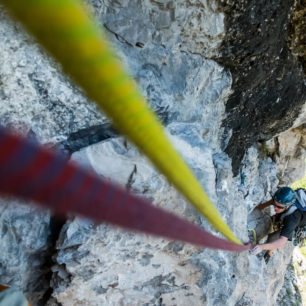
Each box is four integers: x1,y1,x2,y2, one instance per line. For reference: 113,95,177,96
275,126,306,185
0,6,104,144
259,124,306,186
0,198,51,305
0,0,305,305
277,259,302,306
50,130,292,305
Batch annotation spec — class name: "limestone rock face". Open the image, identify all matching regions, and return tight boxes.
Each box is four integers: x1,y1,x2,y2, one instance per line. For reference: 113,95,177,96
260,124,306,185
277,246,306,306
51,136,290,306
276,127,306,185
0,0,305,305
0,198,51,305
89,0,225,58
0,7,104,144
218,0,306,175
91,0,233,151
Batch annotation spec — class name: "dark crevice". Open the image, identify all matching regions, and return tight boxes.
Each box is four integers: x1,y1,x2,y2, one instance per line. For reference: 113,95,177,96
126,165,137,190
57,123,118,155
103,23,134,47
39,216,66,306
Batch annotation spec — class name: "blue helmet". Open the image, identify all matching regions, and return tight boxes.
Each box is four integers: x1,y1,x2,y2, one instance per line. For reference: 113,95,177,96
273,187,296,206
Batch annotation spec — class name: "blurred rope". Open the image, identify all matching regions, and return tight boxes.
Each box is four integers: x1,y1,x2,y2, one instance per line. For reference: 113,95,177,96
0,127,250,251
0,0,240,244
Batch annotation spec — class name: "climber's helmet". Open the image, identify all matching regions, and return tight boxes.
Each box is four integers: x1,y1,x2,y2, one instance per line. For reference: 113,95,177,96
273,187,296,207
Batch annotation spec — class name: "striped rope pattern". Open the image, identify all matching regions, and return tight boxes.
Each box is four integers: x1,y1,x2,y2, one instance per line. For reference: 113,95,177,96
0,0,240,243
0,127,250,252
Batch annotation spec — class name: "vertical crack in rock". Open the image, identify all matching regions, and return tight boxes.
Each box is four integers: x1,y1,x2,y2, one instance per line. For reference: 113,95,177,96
0,200,66,306
40,217,66,305
217,0,306,176
126,165,137,190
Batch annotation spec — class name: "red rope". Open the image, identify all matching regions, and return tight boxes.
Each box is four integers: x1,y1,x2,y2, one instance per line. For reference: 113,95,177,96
0,127,250,252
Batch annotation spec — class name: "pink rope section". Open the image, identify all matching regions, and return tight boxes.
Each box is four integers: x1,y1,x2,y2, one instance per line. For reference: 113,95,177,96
0,127,250,252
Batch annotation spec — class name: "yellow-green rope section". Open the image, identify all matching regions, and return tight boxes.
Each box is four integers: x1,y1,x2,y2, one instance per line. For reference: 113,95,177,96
1,0,241,245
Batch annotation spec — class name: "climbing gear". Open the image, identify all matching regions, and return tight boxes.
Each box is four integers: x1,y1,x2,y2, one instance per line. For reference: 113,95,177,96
273,187,296,206
294,188,306,211
0,0,240,244
293,226,306,247
270,214,282,232
0,127,250,252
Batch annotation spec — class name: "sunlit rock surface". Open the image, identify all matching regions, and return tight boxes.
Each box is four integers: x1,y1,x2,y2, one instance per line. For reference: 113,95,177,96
49,137,290,306
260,125,306,186
0,8,104,144
277,246,306,306
0,0,305,305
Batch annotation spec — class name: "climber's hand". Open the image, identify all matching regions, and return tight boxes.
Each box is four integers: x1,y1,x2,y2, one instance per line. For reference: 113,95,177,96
250,244,263,255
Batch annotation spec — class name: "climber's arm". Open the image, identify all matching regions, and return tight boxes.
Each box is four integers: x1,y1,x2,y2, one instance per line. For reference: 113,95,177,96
251,236,288,254
255,199,273,211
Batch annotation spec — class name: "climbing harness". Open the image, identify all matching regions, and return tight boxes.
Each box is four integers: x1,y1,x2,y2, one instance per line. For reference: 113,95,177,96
0,0,241,243
0,127,250,252
270,214,283,232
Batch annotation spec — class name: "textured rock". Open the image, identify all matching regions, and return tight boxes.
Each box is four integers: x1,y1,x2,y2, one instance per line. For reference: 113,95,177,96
276,127,306,185
260,124,306,185
218,0,306,175
49,135,289,306
90,0,225,58
287,0,306,73
0,198,51,305
87,0,233,151
277,255,303,306
0,6,104,144
0,0,305,305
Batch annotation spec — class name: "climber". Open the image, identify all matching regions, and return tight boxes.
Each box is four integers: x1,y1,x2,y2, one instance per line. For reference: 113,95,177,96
251,187,306,256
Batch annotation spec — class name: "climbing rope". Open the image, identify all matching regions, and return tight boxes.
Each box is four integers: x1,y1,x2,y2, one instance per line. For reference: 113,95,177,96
0,127,250,252
1,0,240,243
